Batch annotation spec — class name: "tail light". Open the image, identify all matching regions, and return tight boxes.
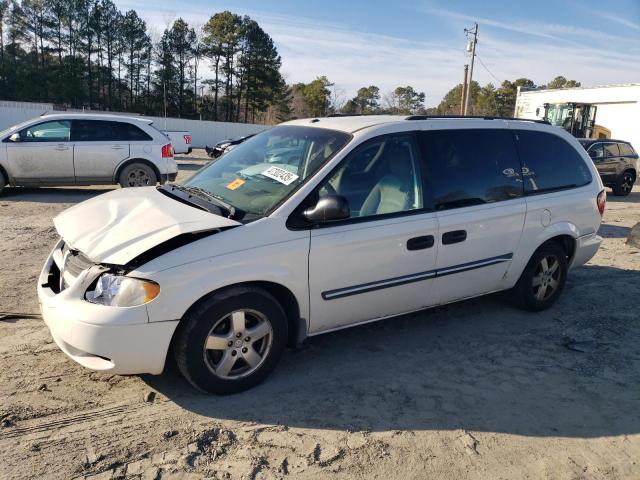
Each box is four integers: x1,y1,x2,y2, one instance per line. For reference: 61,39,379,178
162,143,173,158
597,189,606,216
184,134,191,145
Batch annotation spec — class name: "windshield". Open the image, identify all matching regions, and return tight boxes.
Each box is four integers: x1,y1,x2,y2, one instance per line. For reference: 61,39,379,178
183,125,351,216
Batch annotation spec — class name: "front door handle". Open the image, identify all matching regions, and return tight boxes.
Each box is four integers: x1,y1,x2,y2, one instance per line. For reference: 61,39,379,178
407,235,434,251
111,145,126,150
442,230,467,245
55,145,69,151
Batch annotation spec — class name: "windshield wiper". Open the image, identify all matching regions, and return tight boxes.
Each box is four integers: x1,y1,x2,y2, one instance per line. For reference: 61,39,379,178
165,184,242,219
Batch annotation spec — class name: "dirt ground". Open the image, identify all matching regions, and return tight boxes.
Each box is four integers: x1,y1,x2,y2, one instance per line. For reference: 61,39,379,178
1,150,639,480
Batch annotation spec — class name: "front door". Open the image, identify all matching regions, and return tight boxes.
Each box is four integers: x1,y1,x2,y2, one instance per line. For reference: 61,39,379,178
307,133,439,334
71,120,130,181
6,120,74,184
419,128,526,304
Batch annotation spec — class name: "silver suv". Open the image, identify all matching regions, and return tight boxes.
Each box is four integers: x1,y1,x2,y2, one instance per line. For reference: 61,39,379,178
0,114,178,194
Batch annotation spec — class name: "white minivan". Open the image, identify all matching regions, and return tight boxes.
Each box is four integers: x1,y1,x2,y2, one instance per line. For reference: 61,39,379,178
0,114,178,194
38,115,605,394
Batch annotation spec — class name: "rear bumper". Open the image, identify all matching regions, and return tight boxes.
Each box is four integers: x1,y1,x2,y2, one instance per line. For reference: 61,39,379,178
38,244,179,375
570,232,602,269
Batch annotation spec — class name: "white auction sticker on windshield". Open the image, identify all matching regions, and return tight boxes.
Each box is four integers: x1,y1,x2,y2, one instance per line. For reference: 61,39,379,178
262,166,299,185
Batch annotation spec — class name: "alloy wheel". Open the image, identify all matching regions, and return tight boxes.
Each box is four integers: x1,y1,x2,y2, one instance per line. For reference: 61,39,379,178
127,168,151,187
621,173,634,194
203,309,273,379
531,255,561,301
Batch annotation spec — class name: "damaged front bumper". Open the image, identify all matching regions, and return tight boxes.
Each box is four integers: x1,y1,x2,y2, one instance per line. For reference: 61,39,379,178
37,239,178,375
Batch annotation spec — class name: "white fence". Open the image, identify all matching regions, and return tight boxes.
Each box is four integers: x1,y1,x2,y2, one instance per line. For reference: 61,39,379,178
0,100,269,148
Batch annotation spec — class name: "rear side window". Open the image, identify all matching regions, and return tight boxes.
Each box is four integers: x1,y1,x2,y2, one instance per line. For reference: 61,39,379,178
71,120,114,141
619,143,636,156
419,129,523,210
603,143,620,158
514,130,591,194
113,122,152,141
71,120,152,142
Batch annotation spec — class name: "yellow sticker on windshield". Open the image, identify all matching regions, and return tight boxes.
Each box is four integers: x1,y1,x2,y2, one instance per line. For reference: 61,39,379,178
226,178,245,190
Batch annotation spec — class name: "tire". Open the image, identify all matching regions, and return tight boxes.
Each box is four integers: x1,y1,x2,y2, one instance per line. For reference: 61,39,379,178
118,162,158,188
0,170,5,196
174,287,288,394
612,170,635,196
513,242,568,312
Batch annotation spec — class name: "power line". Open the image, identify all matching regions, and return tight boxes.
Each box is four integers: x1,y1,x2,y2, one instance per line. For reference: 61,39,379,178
476,55,501,84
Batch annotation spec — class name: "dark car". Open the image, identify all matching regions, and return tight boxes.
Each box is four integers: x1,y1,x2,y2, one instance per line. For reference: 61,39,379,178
578,139,638,196
205,134,256,159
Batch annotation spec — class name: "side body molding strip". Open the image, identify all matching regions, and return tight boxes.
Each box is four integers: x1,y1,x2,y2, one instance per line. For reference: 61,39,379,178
321,253,513,300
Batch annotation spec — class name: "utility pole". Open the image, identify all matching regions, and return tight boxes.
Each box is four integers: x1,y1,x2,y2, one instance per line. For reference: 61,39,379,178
463,22,478,116
163,81,167,130
460,64,469,115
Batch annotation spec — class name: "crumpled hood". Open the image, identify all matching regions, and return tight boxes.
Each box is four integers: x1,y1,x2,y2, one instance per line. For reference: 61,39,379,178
54,187,241,265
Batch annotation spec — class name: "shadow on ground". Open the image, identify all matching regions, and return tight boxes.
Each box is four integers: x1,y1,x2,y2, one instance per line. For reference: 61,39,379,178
0,186,113,203
607,190,640,204
598,223,631,238
144,264,640,439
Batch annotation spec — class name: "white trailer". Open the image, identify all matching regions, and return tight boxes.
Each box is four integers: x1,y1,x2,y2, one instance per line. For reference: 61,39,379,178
515,83,640,151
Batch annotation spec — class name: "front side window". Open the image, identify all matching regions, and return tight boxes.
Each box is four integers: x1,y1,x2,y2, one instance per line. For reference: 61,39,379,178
183,126,351,216
587,143,604,160
316,134,424,218
420,129,523,210
20,120,71,142
515,130,591,193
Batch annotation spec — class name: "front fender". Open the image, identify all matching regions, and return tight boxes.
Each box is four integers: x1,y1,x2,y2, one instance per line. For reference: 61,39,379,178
137,236,310,328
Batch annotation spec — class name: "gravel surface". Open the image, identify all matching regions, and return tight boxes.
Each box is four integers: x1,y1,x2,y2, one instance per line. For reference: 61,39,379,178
1,151,639,479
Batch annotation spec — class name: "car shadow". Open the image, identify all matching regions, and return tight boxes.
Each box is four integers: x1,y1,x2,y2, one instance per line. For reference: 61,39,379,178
176,161,207,172
598,223,631,238
0,186,113,203
606,189,640,204
143,264,640,438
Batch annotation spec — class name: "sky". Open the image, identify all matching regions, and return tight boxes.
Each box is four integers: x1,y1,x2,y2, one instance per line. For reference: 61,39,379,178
117,0,640,107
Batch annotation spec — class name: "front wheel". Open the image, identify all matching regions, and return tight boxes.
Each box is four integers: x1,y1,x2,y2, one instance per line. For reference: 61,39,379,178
118,162,158,188
612,171,635,196
513,242,568,312
0,170,6,195
174,287,288,394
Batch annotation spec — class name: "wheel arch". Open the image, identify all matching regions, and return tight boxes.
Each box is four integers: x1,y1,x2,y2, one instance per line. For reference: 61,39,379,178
0,163,9,185
170,280,306,354
544,234,576,264
113,158,162,183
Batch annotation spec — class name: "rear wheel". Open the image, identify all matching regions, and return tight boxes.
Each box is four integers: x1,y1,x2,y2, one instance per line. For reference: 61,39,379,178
118,162,158,188
612,170,635,196
513,242,568,312
174,287,288,394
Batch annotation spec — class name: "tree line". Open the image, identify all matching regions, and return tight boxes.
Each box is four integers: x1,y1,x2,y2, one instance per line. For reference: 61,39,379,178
0,1,581,124
0,1,288,123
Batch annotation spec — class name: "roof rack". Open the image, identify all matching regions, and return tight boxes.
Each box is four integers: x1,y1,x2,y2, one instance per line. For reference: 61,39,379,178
405,115,550,124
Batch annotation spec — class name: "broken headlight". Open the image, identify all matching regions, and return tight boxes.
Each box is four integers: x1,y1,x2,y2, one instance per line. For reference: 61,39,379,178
85,273,160,307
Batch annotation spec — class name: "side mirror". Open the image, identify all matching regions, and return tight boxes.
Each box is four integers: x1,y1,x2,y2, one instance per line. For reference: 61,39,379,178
303,195,350,223
8,133,20,142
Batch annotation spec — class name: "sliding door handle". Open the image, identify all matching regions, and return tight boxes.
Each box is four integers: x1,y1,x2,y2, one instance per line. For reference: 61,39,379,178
407,235,435,251
442,230,467,245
